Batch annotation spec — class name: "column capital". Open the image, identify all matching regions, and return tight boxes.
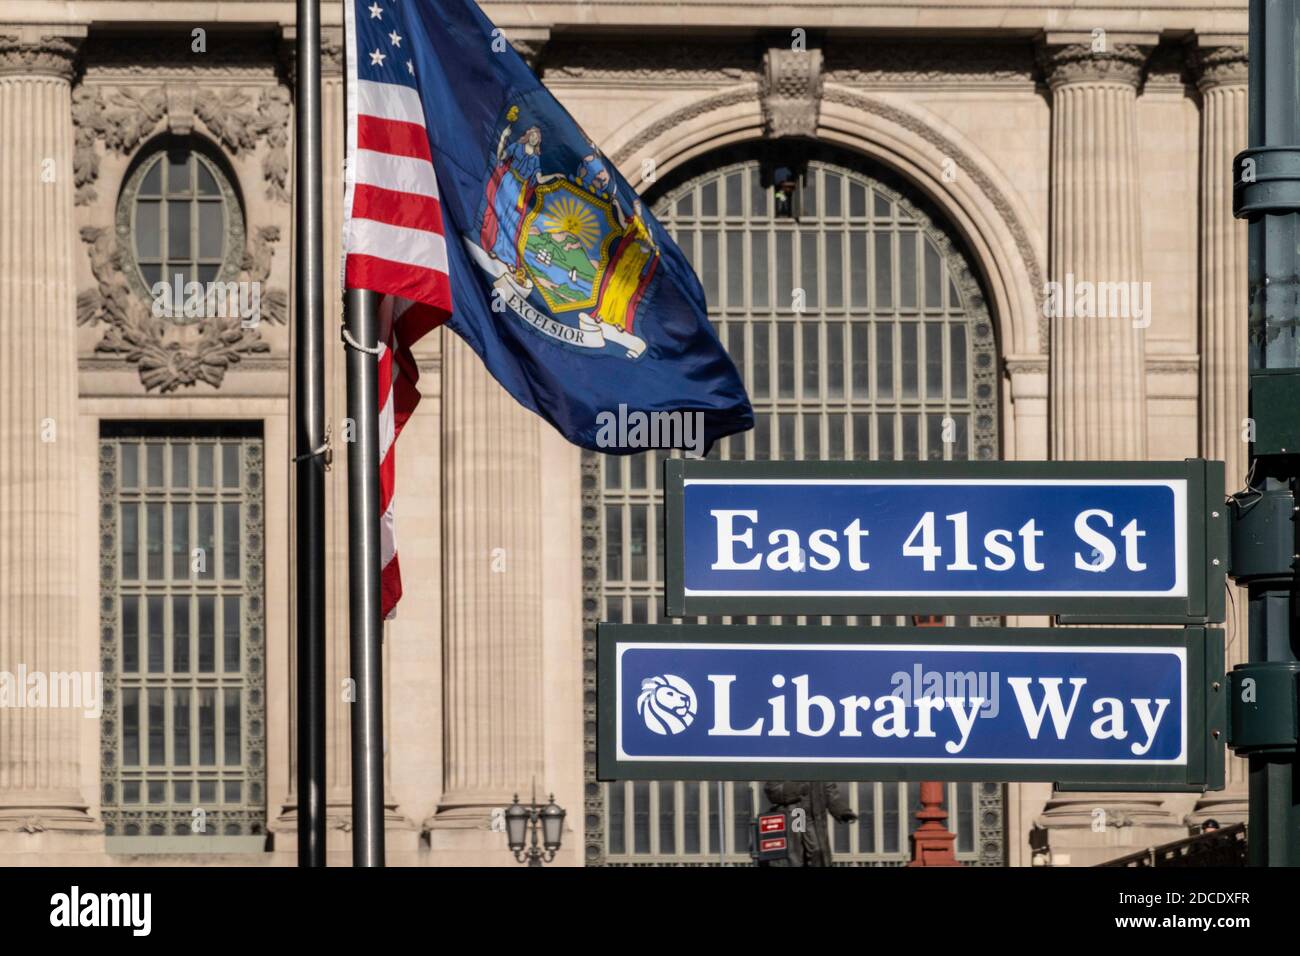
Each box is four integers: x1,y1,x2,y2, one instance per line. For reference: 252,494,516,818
322,27,344,76
1190,43,1249,92
0,25,86,80
1036,42,1150,91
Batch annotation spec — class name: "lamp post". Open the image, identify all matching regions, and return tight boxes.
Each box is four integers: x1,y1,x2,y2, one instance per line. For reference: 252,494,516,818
504,790,566,867
1229,0,1300,868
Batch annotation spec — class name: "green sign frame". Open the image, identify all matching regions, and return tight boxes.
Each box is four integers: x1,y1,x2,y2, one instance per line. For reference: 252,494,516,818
663,458,1226,624
597,624,1225,789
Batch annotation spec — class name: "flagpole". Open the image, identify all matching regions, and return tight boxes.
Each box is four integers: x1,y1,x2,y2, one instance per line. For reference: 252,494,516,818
344,287,387,866
293,0,327,867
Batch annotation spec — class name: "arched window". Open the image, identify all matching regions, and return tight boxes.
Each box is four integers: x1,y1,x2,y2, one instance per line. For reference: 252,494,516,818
583,150,1002,866
116,140,246,311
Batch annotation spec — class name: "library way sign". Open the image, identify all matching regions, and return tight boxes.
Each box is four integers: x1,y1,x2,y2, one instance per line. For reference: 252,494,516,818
598,460,1228,790
598,625,1225,787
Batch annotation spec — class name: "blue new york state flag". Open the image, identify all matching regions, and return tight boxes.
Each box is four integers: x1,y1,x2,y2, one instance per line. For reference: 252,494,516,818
397,0,753,452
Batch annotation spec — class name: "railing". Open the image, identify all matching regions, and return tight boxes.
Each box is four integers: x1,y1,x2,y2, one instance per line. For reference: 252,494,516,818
1097,824,1247,868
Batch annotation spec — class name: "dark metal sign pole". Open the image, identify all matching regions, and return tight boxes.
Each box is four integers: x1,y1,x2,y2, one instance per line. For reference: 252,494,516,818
293,0,327,867
344,287,387,866
1231,0,1300,867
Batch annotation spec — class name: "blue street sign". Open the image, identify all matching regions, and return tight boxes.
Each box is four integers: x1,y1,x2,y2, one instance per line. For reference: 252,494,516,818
664,460,1226,622
598,625,1225,787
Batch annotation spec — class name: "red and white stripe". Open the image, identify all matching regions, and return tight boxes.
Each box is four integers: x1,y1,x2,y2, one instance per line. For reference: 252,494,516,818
344,15,452,619
374,296,432,617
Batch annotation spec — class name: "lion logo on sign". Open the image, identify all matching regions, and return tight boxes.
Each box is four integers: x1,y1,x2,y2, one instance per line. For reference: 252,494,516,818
637,674,697,736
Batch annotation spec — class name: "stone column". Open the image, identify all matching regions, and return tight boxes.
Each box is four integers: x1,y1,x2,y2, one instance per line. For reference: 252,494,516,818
1032,40,1183,866
1040,42,1150,460
0,26,98,844
429,334,545,843
1189,42,1250,827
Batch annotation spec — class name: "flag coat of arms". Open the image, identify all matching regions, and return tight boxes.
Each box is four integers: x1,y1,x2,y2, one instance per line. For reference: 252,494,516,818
343,0,754,616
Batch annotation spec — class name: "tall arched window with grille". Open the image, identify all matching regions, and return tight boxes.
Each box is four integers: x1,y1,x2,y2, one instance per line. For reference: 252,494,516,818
582,147,1003,866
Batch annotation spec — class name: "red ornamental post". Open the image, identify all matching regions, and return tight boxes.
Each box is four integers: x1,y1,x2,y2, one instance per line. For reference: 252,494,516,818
908,780,959,867
907,615,959,867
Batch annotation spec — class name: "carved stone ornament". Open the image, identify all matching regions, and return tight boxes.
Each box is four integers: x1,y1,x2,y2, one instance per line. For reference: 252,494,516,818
195,86,291,200
760,47,824,138
1037,43,1151,90
76,223,287,392
72,83,290,205
0,33,80,78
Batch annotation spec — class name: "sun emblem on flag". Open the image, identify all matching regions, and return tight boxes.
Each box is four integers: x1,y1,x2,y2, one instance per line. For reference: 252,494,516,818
542,197,600,248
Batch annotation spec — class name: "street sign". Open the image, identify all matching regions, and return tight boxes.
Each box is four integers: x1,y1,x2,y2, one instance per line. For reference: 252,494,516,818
598,624,1225,787
664,459,1226,623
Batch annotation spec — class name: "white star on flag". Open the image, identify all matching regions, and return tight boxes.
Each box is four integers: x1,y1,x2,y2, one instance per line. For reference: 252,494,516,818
369,48,386,66
368,3,383,18
406,59,414,75
389,31,402,47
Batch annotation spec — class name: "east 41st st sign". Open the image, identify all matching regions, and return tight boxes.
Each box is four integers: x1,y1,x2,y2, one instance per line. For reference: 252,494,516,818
665,459,1226,623
598,625,1226,787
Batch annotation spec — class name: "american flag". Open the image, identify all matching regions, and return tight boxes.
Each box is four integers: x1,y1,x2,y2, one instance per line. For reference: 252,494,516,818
343,0,452,618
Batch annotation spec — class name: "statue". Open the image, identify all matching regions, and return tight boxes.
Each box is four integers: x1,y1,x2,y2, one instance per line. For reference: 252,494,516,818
760,781,858,867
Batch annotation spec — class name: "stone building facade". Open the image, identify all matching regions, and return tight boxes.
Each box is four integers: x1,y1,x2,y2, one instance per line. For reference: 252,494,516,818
0,1,1249,867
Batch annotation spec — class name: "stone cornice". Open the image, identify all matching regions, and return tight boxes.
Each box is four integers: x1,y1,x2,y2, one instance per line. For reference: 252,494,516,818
1037,42,1151,90
1190,44,1248,91
79,31,279,78
825,40,1037,89
544,37,1037,90
541,38,758,85
0,30,83,79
